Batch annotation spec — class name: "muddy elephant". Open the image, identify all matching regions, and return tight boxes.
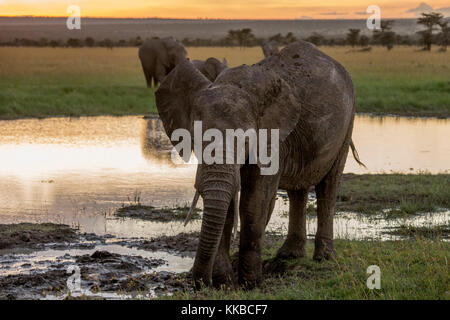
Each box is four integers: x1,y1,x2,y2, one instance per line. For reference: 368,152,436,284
155,41,358,289
192,58,228,82
261,40,279,57
138,37,187,88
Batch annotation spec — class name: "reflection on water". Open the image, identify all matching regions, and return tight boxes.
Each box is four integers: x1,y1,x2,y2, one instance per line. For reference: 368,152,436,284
0,115,448,239
349,116,450,174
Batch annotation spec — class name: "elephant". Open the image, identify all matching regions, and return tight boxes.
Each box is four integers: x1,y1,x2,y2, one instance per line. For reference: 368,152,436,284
138,37,187,88
155,40,358,289
261,40,279,57
192,58,228,82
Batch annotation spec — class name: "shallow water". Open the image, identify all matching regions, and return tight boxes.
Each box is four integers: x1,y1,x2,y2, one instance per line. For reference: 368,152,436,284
0,115,448,238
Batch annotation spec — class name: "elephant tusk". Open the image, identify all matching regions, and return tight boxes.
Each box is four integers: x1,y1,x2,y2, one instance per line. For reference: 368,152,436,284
184,191,200,226
233,191,239,240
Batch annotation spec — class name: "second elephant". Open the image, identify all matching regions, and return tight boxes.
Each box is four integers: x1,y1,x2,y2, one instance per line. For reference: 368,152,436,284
138,37,187,88
261,40,279,58
192,58,228,82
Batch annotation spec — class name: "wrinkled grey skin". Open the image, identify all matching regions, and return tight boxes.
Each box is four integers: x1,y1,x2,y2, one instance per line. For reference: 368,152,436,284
192,58,228,82
138,37,187,88
155,41,355,289
261,41,279,57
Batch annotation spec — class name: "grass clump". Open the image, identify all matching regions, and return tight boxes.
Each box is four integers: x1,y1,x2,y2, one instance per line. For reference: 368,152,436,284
115,204,201,222
337,173,450,215
384,223,450,240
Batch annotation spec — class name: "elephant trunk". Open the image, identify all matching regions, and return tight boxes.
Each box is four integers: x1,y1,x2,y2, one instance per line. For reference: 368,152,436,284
192,165,237,287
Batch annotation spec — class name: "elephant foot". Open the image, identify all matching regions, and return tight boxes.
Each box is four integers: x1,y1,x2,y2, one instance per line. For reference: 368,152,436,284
313,238,337,261
212,252,236,289
238,251,263,289
276,236,306,259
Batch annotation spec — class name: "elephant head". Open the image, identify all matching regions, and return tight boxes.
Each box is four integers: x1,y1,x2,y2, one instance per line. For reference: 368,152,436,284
261,41,279,58
192,57,228,82
155,60,300,286
161,37,188,68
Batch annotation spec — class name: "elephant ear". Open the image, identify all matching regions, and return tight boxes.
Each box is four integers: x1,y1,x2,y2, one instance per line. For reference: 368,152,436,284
155,60,211,145
256,75,302,144
204,58,219,81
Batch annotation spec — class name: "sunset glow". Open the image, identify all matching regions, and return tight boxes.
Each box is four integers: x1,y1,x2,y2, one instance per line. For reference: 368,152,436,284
1,1,450,19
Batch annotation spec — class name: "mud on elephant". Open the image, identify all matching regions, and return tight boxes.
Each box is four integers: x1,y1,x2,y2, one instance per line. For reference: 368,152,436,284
155,41,357,289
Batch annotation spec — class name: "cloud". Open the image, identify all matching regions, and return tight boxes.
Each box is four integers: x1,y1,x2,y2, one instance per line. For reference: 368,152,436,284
354,11,368,15
320,11,347,16
406,2,433,13
406,2,450,17
436,7,450,16
298,15,313,20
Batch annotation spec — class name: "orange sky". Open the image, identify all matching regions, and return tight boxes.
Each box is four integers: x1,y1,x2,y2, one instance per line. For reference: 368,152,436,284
1,1,449,19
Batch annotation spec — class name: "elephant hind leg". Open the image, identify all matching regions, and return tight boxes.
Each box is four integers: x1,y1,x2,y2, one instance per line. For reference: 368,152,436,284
141,64,153,88
313,140,350,261
276,188,308,259
212,198,236,288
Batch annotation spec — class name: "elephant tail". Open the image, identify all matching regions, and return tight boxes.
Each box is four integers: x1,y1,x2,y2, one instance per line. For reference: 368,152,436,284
350,139,366,168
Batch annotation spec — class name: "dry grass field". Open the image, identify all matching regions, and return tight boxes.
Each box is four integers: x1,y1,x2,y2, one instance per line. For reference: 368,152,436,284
0,46,448,119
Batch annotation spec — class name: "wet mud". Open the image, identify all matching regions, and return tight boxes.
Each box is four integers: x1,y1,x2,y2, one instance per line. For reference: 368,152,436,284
0,223,195,300
120,232,200,258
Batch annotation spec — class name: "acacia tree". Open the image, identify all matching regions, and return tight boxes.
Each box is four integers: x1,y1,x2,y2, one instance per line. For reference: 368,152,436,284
226,28,256,47
437,20,449,51
84,37,95,47
346,29,360,47
417,12,443,51
373,20,396,50
359,35,370,47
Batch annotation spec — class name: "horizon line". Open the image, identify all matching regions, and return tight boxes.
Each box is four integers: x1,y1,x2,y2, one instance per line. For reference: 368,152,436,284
0,15,420,21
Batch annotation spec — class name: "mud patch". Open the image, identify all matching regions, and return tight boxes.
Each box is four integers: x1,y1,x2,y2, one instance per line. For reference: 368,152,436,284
115,205,201,222
0,223,113,254
0,223,195,299
119,232,200,258
0,249,186,300
0,223,78,251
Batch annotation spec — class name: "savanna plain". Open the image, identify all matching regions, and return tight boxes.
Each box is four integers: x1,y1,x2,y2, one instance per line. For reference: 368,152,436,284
0,46,449,119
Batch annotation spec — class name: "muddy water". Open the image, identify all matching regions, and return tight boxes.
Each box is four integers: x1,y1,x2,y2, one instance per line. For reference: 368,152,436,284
0,115,448,237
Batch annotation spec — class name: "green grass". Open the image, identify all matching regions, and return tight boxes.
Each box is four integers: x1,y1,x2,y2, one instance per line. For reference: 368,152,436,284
0,85,156,119
0,46,449,119
354,78,450,117
337,173,450,215
171,236,450,300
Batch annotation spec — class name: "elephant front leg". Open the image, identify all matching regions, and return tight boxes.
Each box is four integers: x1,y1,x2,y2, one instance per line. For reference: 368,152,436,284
313,142,349,261
212,199,236,288
238,166,280,288
276,188,308,259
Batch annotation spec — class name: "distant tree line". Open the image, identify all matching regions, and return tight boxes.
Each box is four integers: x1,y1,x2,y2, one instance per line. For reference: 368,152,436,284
1,36,144,48
1,13,448,52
